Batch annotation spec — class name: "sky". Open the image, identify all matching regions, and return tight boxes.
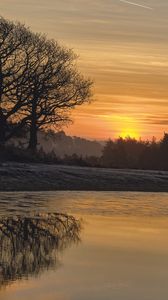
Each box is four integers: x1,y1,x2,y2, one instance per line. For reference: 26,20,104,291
1,0,168,140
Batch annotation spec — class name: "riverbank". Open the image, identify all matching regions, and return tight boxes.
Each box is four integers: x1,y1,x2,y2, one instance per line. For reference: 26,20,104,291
0,162,168,192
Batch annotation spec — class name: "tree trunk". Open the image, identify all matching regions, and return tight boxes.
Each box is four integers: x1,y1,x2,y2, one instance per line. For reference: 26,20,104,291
28,101,38,152
0,109,7,147
0,62,6,147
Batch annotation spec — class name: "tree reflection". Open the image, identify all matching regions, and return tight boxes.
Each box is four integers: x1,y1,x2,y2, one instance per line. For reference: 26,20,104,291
0,213,81,287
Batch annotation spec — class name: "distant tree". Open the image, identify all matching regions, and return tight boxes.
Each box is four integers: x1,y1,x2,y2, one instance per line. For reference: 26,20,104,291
101,138,127,168
159,133,168,169
123,137,148,168
114,137,127,168
101,139,116,167
85,155,100,167
139,139,158,170
160,133,168,151
101,136,160,170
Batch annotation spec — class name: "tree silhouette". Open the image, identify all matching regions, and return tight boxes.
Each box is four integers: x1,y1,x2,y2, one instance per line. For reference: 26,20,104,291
0,213,81,288
26,38,92,151
0,18,35,145
0,17,93,151
101,136,165,170
160,133,168,169
101,138,127,168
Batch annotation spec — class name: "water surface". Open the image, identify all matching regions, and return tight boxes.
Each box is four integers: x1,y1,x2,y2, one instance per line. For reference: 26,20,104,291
0,191,168,300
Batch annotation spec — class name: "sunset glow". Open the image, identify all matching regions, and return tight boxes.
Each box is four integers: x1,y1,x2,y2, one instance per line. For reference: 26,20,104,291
1,0,168,140
1,3,168,299
120,129,139,139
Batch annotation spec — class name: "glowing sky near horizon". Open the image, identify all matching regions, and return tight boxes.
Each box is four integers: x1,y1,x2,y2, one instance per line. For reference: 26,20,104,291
1,0,168,140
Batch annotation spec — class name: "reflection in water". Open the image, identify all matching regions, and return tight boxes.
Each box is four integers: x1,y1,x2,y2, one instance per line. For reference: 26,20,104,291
1,192,168,300
0,213,81,288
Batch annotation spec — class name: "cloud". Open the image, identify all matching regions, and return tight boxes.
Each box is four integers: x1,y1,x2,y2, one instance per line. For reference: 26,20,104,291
143,114,168,125
1,0,168,139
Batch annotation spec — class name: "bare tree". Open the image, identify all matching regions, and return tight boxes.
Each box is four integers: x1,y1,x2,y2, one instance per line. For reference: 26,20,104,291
0,18,32,145
0,17,93,151
25,39,92,151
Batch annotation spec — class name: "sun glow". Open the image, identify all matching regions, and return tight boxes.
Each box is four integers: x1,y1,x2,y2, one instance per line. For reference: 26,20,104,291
120,128,139,139
108,115,141,140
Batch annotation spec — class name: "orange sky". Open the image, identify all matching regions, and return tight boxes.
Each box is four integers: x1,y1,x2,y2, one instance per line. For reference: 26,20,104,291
1,0,168,140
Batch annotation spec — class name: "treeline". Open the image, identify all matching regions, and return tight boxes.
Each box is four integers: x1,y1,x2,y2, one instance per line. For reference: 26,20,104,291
62,133,168,170
0,17,92,152
2,133,168,171
101,134,168,170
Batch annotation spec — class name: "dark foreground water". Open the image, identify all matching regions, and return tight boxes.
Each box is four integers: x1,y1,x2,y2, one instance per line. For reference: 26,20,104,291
0,191,168,300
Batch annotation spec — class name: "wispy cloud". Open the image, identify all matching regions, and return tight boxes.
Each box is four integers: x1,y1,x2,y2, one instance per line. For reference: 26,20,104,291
118,0,153,10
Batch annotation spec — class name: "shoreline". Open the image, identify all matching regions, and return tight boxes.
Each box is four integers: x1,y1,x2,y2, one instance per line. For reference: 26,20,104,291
0,162,168,192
